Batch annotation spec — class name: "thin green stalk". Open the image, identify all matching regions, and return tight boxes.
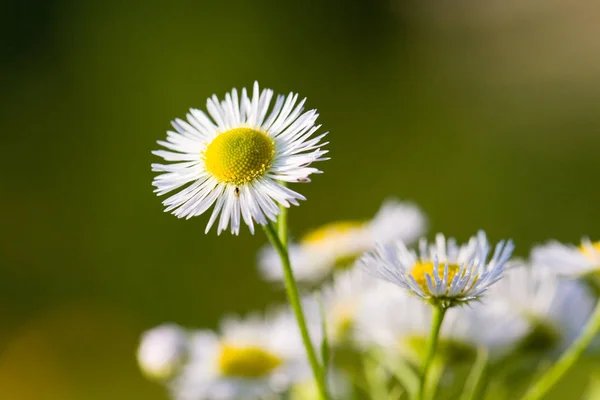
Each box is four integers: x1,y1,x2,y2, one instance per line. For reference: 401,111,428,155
263,222,329,400
459,347,488,400
277,204,288,249
521,299,600,400
418,305,447,400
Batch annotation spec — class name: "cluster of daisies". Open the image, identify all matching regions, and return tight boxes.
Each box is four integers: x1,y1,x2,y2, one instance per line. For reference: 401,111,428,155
142,83,600,399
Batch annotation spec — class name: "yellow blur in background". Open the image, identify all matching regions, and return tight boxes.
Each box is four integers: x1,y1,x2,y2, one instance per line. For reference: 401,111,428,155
2,0,600,399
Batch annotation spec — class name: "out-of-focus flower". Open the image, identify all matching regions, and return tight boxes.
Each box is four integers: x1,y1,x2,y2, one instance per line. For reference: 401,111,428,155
171,310,313,400
360,231,514,306
531,238,600,278
486,262,595,353
259,199,426,284
152,82,328,235
314,268,385,346
137,324,189,381
357,289,529,365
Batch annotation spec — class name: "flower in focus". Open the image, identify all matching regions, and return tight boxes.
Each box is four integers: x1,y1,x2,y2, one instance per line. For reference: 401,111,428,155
137,324,189,381
360,231,514,306
258,199,426,285
531,238,600,278
486,261,595,353
152,82,328,235
171,311,313,400
357,289,529,365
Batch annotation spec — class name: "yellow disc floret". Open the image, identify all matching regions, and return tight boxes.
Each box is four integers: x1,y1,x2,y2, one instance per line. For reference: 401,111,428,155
204,128,275,185
218,344,282,378
301,221,366,270
580,241,600,260
409,262,466,295
301,221,365,245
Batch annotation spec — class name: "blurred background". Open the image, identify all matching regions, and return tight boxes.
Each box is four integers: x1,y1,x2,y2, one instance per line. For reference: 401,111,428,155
2,0,600,398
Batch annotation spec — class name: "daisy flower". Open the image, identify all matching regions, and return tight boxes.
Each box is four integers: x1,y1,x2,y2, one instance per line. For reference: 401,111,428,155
486,261,595,353
360,231,514,306
531,238,600,278
152,82,328,235
258,199,426,284
137,324,189,380
356,289,529,364
171,310,313,400
312,268,385,345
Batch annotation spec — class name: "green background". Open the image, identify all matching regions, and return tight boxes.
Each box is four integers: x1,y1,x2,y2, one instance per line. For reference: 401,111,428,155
2,0,600,399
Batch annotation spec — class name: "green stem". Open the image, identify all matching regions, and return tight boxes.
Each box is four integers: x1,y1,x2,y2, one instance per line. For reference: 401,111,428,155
418,305,447,400
459,347,488,400
277,203,288,250
521,299,600,400
263,222,329,400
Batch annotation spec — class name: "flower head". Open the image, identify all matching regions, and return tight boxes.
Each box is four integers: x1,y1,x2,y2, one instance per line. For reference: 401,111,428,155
310,268,384,345
152,82,328,235
531,238,600,278
137,324,189,380
171,310,312,400
259,199,426,284
357,289,528,364
486,261,595,353
360,231,514,306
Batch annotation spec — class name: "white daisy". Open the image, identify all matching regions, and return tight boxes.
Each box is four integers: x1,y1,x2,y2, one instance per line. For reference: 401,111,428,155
485,262,595,353
137,324,189,380
356,289,529,364
152,82,328,235
360,231,514,306
258,199,426,284
313,268,385,346
531,238,600,278
171,310,313,400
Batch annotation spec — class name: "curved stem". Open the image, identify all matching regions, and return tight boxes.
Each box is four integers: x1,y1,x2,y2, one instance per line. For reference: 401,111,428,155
263,222,329,400
418,305,447,400
459,347,488,400
521,299,600,400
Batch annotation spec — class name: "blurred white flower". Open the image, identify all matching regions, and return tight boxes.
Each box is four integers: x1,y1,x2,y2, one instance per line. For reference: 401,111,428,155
258,199,426,284
314,268,385,346
171,310,313,400
360,231,514,306
486,262,595,352
137,324,189,380
531,238,600,278
152,81,328,235
357,289,529,364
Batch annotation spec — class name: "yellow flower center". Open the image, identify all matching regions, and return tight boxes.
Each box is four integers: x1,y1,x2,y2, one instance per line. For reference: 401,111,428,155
301,221,366,271
332,303,356,341
409,262,464,295
204,128,275,185
580,241,600,261
218,344,282,378
301,221,365,244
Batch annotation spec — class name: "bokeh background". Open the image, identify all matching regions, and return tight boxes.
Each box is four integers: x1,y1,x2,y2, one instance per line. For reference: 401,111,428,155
2,0,600,399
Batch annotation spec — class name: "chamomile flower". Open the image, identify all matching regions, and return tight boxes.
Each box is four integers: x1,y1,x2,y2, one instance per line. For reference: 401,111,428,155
171,311,312,400
315,268,384,345
486,262,595,353
259,199,426,284
531,238,600,278
152,82,328,235
360,231,514,306
357,289,529,364
137,324,189,380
